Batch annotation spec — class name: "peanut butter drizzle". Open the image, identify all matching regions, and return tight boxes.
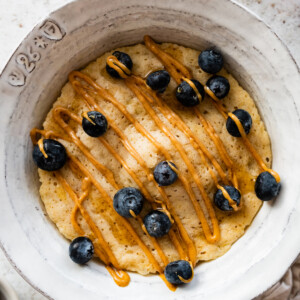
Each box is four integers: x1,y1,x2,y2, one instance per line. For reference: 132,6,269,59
37,138,48,158
71,177,91,235
30,128,72,144
217,185,240,211
125,76,220,243
159,274,177,292
144,35,191,80
47,115,172,274
82,111,96,125
205,83,279,182
227,113,280,183
53,107,119,190
144,36,241,204
54,171,132,286
106,266,131,287
53,103,186,267
178,261,194,283
69,71,196,263
136,215,169,267
106,55,131,78
182,78,203,103
32,128,165,286
67,153,164,274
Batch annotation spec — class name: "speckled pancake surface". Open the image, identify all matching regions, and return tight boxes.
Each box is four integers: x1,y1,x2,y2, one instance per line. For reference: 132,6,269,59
38,43,271,275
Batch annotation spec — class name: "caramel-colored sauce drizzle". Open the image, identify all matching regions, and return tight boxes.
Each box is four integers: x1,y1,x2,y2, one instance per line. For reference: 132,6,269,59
144,35,192,80
125,76,220,243
178,261,194,283
54,170,131,286
205,83,280,183
69,71,195,263
63,151,166,277
82,111,96,125
144,36,241,210
37,138,48,158
31,79,191,289
227,113,280,183
159,274,177,292
53,107,178,268
30,128,72,144
182,78,203,103
217,185,240,211
53,89,187,261
106,55,131,78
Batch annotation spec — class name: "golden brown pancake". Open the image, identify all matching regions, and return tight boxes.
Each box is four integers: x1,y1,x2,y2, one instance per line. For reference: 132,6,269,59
37,42,271,274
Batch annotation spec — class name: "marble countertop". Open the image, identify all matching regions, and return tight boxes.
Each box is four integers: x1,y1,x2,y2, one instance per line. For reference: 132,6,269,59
0,0,299,299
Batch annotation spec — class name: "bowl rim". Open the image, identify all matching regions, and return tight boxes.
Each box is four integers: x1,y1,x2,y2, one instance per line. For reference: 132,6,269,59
0,0,299,299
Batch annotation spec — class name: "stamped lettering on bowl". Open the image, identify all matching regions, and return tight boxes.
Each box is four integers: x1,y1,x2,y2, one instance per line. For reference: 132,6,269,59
6,19,65,87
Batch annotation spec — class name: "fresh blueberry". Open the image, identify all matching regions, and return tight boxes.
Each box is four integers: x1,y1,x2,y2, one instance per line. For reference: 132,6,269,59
106,51,133,78
206,75,230,99
113,187,145,218
69,237,94,264
214,185,241,211
32,139,67,171
144,210,172,237
146,70,171,93
226,109,252,137
198,48,224,74
164,260,193,285
154,161,178,186
175,79,205,107
82,111,108,137
255,171,281,201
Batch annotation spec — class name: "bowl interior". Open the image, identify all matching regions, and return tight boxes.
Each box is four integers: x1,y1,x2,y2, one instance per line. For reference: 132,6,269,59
1,1,300,299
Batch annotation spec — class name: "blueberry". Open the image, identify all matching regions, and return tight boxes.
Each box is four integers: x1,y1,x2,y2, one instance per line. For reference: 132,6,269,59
164,260,193,285
113,187,145,218
255,171,281,201
146,70,170,92
214,185,241,211
226,109,252,137
206,75,230,99
82,111,108,137
176,79,205,107
32,139,67,171
154,161,178,186
69,237,94,264
144,210,172,237
198,48,224,74
106,51,133,78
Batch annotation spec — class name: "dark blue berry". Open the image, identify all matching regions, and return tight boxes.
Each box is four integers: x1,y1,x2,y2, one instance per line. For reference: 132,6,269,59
175,79,205,107
69,237,94,264
106,51,133,78
198,48,224,74
226,109,252,137
82,111,108,137
214,185,241,211
255,171,281,201
154,161,178,186
146,70,170,93
164,260,193,285
113,187,144,218
32,139,67,171
206,75,230,99
144,210,172,237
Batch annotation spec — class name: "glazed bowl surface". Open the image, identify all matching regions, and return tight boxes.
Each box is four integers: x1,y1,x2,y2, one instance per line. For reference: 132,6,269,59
0,0,300,299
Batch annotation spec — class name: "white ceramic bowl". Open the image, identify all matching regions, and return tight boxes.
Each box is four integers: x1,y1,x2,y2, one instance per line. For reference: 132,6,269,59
0,0,300,299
